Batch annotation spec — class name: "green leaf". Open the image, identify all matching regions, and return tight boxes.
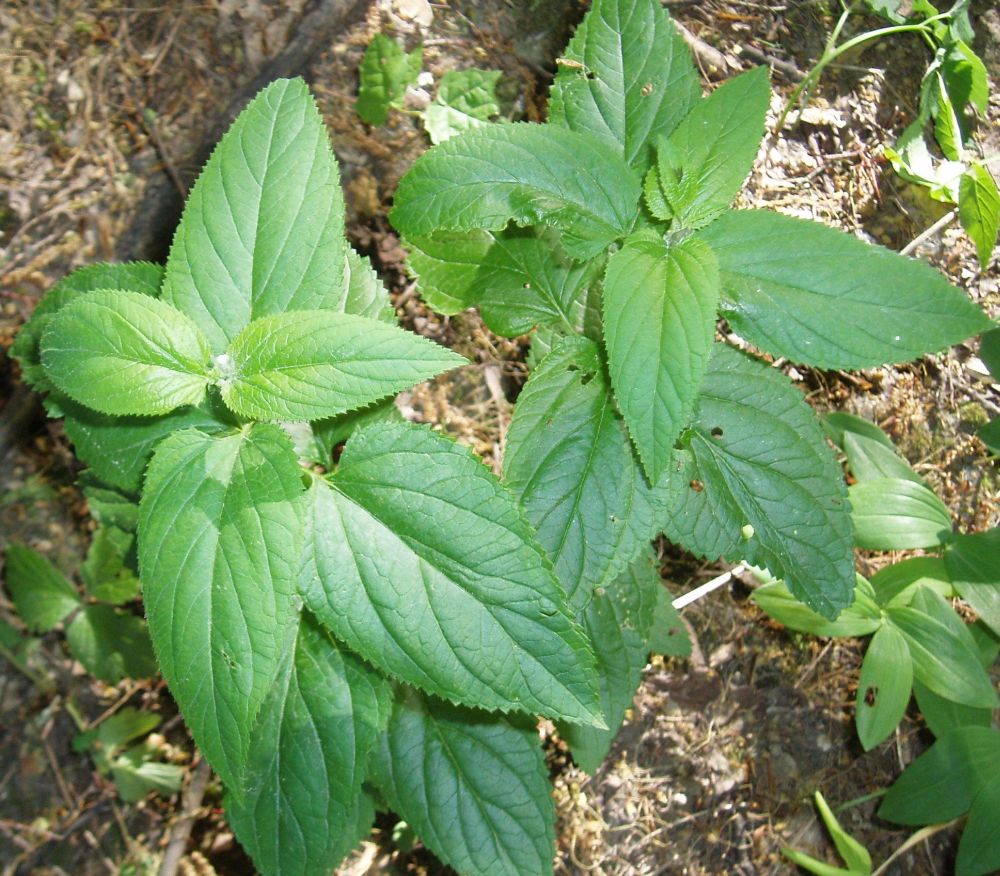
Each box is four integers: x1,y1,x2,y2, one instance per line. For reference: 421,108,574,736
959,164,999,270
356,35,422,126
162,78,347,352
342,248,395,323
82,525,140,605
4,545,81,632
110,750,184,803
879,726,1000,825
371,690,556,876
80,477,139,532
812,791,873,875
139,424,305,791
603,235,720,481
423,69,501,144
855,623,912,751
97,708,161,754
699,210,992,368
957,780,1000,876
548,0,700,175
978,327,1000,379
299,420,603,726
663,344,855,618
870,556,952,607
823,412,896,451
841,431,923,485
914,679,993,739
390,122,641,260
648,585,690,656
12,261,163,396
503,336,664,608
849,478,952,550
405,227,603,336
979,417,1000,456
221,310,464,422
752,576,882,638
66,605,156,683
649,67,770,229
945,529,1000,637
227,613,390,876
942,40,989,116
40,289,211,416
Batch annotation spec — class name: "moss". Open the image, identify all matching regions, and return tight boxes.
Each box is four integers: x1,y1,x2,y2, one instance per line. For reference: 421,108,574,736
958,402,990,428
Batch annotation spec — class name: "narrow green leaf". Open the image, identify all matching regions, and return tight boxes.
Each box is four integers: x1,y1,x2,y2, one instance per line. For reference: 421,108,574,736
870,556,952,607
855,624,912,751
958,164,999,270
3,545,81,632
752,577,882,638
603,235,720,481
299,420,603,726
823,412,896,451
814,791,873,875
40,289,211,416
371,691,556,876
227,614,390,876
390,122,640,260
957,780,1000,876
914,679,993,739
222,310,464,421
162,78,347,351
699,210,992,368
423,69,501,144
139,424,305,791
356,35,422,126
503,336,664,608
548,0,700,175
780,848,861,876
879,726,1000,824
663,345,855,618
66,605,156,683
946,528,1000,637
849,478,952,550
842,431,924,485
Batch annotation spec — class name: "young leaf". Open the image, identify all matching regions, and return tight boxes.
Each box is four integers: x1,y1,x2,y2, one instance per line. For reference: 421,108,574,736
139,425,305,791
503,336,665,608
66,605,156,683
841,431,924,485
548,0,700,175
342,248,395,323
945,528,1000,637
162,78,347,352
221,310,465,422
855,623,912,751
663,345,855,619
226,614,390,876
752,577,882,639
298,420,603,726
356,34,422,126
956,780,1000,876
82,525,140,605
4,545,81,632
649,67,770,229
699,210,992,368
390,122,640,260
371,691,556,876
423,69,501,145
958,164,999,270
603,235,720,481
40,289,212,416
110,750,184,803
849,478,952,550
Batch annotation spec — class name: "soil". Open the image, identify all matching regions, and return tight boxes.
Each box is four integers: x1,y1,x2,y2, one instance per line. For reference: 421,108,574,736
1,2,997,875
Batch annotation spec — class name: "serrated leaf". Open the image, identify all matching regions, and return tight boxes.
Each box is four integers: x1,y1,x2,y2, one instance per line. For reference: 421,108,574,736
227,613,390,876
855,623,912,751
66,605,156,683
504,336,664,609
371,690,555,876
548,0,700,175
650,67,769,229
3,545,81,632
222,310,464,421
390,122,640,260
959,164,999,270
80,477,139,532
139,424,305,791
342,248,395,323
752,576,882,638
40,289,212,416
356,34,422,126
945,528,1000,638
12,261,163,395
957,780,1000,876
162,78,347,352
423,69,501,144
849,478,952,550
308,400,403,467
663,344,854,618
699,210,992,368
649,585,690,656
82,525,140,605
299,420,603,726
603,235,720,481
405,227,603,336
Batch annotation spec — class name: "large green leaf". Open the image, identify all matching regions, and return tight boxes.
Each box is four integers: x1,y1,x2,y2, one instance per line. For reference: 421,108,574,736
227,614,390,876
3,545,81,632
504,335,663,608
958,164,1000,270
699,210,992,368
957,780,1000,876
221,311,464,421
40,289,212,416
390,123,640,260
648,67,770,229
356,34,422,126
855,623,912,751
603,235,720,481
849,478,952,550
65,605,156,683
162,78,347,352
139,424,305,791
371,691,555,876
663,344,855,618
548,0,700,175
298,420,602,726
946,529,1000,636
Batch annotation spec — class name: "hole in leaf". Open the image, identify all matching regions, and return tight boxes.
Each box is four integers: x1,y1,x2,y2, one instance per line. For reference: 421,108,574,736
689,479,704,492
580,371,595,385
710,426,723,438
864,686,878,707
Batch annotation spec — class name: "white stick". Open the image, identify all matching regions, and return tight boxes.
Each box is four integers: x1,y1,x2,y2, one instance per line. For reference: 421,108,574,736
672,563,748,610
